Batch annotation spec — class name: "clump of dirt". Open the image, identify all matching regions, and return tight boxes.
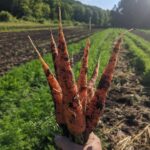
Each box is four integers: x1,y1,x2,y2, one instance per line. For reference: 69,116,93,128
98,48,150,150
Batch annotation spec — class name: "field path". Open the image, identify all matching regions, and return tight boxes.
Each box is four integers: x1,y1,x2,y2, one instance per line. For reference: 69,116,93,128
100,48,150,150
0,28,98,75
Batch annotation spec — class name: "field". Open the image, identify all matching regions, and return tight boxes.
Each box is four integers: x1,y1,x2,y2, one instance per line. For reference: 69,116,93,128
0,27,98,76
0,28,150,150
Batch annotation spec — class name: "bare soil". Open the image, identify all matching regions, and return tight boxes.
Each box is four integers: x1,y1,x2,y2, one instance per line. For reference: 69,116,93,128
99,48,150,150
0,28,98,75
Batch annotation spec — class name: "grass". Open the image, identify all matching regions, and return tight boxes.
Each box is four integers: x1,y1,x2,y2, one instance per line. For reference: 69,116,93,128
0,20,85,32
0,21,50,32
0,29,120,150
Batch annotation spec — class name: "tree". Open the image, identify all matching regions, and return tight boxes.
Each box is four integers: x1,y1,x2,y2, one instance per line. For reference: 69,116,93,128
61,3,73,20
0,0,112,26
111,0,150,28
33,2,50,19
73,4,85,22
19,0,32,17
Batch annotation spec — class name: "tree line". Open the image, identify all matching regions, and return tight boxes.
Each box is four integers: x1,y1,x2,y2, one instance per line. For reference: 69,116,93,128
0,0,111,27
111,0,150,28
1,0,150,28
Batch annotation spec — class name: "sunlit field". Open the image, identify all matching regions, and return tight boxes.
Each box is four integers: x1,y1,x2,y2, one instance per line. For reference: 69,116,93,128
0,0,150,150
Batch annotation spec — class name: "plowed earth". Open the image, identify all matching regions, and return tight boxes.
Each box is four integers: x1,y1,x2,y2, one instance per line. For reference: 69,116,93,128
0,28,98,75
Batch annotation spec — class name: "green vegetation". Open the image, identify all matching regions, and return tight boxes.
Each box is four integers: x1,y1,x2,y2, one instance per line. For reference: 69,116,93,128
1,0,150,29
0,21,84,32
127,33,150,55
0,0,110,27
0,29,119,150
0,0,150,149
0,11,16,22
73,29,119,80
124,32,150,86
0,21,50,32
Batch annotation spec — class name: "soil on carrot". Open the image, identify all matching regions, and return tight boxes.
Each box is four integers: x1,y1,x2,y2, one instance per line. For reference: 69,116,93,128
97,48,150,150
0,28,98,76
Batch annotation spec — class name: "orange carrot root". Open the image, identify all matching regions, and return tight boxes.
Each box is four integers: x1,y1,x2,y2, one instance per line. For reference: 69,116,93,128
56,7,85,135
50,30,58,59
77,39,90,110
28,7,129,142
28,36,64,125
85,37,123,134
78,39,90,89
87,58,100,102
50,30,60,81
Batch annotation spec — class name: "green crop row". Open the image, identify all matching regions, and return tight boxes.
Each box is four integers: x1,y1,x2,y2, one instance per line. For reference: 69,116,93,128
126,32,150,56
73,29,120,80
124,34,150,86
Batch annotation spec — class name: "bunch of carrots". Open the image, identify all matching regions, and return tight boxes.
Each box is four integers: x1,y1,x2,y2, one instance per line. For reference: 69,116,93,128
28,8,128,144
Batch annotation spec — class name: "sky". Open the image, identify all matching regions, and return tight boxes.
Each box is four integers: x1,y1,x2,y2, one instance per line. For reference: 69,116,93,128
76,0,120,10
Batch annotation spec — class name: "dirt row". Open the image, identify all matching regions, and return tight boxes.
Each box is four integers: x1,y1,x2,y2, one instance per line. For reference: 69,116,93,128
0,27,99,76
98,48,150,150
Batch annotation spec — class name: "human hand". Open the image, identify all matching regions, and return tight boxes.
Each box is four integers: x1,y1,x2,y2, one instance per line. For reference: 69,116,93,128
54,132,102,150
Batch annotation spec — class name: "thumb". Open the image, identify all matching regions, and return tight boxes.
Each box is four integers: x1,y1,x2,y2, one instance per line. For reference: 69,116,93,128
54,135,83,150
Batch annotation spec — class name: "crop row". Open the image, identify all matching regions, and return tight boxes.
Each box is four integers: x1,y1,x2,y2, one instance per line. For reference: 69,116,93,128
124,33,150,86
126,32,150,56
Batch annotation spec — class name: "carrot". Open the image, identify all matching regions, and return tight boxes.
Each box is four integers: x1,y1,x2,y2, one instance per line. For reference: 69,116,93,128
78,39,90,89
56,7,85,135
28,36,64,125
50,30,60,81
85,36,123,134
77,39,90,110
88,59,100,88
87,58,100,102
50,30,58,60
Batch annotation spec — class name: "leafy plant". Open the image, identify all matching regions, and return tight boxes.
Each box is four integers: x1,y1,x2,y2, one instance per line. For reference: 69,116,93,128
0,11,15,22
